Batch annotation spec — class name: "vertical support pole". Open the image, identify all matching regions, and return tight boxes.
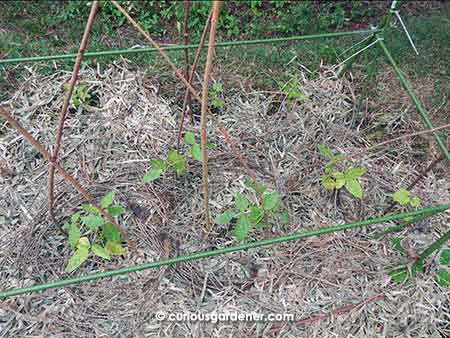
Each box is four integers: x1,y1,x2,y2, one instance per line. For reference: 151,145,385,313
377,37,450,164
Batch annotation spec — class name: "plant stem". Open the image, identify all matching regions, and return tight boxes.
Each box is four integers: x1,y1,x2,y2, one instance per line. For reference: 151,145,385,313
200,1,221,231
0,106,137,254
182,0,192,121
111,0,257,183
176,10,212,150
48,1,99,223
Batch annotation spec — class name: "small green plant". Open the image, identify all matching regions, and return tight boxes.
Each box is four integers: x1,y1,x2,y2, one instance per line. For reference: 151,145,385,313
215,180,289,241
62,192,125,273
392,188,421,207
280,74,308,105
63,83,91,108
210,82,224,109
318,144,366,199
143,131,210,183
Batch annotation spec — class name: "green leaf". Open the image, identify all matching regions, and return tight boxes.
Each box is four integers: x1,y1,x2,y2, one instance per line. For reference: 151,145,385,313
211,97,224,108
390,237,406,255
440,250,450,265
211,82,223,93
91,244,111,260
388,266,408,283
183,131,196,145
435,270,450,287
262,191,280,211
393,188,410,205
65,247,89,273
280,210,290,225
235,192,250,211
81,215,104,231
82,204,99,215
215,209,235,225
244,179,267,195
233,215,251,241
71,211,81,224
332,171,345,189
103,222,121,242
77,236,90,250
167,150,187,175
318,144,333,158
106,240,125,256
143,168,163,183
321,175,336,191
345,167,366,179
410,196,421,207
411,260,424,275
345,178,363,199
107,205,125,217
249,205,264,225
100,192,115,209
68,224,81,249
190,143,203,161
150,159,166,171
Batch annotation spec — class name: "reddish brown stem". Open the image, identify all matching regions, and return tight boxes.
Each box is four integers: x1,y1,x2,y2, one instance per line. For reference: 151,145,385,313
0,106,137,254
200,1,221,231
48,1,99,223
176,10,213,150
111,1,257,183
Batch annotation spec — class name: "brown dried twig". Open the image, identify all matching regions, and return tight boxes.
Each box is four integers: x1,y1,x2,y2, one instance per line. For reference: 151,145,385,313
111,0,257,183
48,1,99,223
182,0,191,104
200,1,221,231
176,10,213,150
0,106,137,254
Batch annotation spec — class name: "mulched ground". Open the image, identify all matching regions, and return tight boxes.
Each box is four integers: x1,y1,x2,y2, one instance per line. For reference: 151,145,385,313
0,61,449,337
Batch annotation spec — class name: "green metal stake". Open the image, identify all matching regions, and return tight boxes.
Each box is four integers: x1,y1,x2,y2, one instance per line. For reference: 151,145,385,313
377,37,450,164
0,29,381,65
0,204,448,299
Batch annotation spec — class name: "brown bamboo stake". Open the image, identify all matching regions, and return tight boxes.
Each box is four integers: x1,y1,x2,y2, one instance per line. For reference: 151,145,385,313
48,1,99,223
0,106,137,254
182,0,192,118
176,10,213,150
200,1,221,231
110,0,257,183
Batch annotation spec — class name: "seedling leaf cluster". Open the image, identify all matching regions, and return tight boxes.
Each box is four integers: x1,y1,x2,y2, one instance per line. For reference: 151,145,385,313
63,192,125,272
215,180,289,241
318,144,366,199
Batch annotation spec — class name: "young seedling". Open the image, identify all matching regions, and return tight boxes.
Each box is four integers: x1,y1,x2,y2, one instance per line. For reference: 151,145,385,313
392,188,421,208
62,191,125,273
64,83,91,108
318,144,366,199
280,74,309,105
214,180,289,241
210,82,224,108
143,131,212,183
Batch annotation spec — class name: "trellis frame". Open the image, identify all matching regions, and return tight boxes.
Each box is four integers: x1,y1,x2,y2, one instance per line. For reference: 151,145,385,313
0,0,449,299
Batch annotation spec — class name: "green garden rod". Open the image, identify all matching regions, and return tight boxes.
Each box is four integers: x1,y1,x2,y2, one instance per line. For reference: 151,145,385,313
377,37,450,164
0,29,381,65
0,203,448,299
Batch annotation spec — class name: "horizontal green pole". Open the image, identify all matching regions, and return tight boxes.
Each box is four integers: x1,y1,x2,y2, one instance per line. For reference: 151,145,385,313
377,37,450,164
1,203,448,299
0,29,381,65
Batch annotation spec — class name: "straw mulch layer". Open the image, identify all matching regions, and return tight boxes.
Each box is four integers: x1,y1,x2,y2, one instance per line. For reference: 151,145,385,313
0,61,449,337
